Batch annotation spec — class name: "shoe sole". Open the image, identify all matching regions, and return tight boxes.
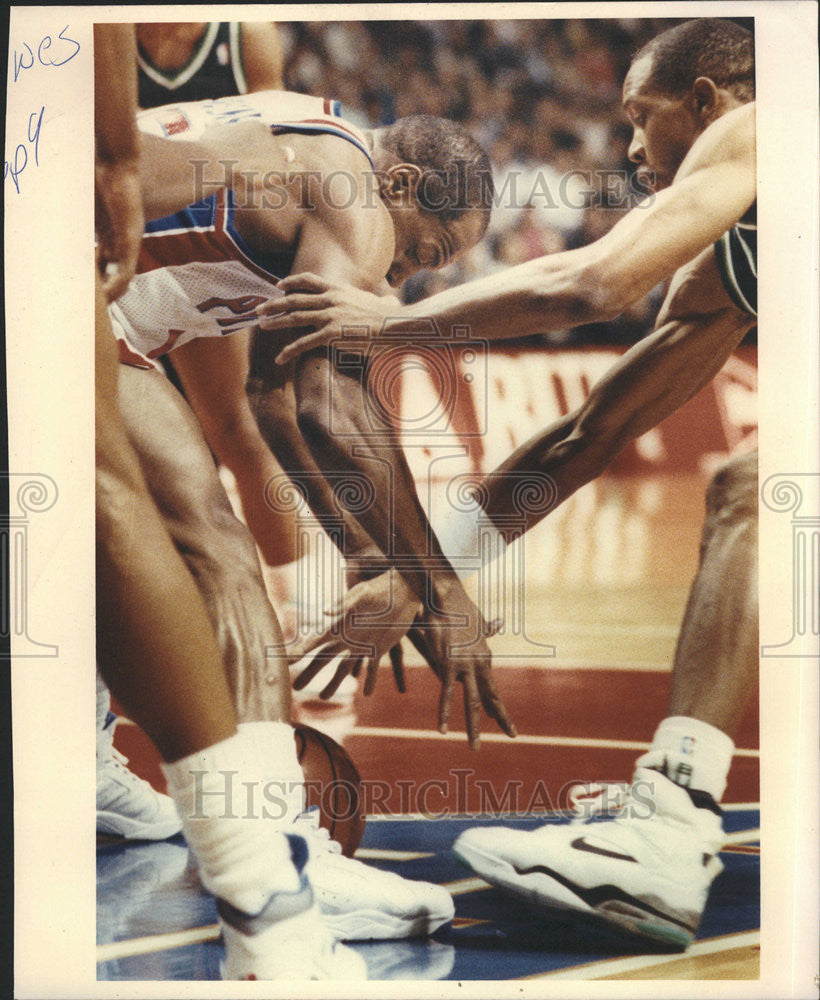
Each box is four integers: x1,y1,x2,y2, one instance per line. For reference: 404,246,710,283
320,906,452,941
452,842,694,951
97,811,183,841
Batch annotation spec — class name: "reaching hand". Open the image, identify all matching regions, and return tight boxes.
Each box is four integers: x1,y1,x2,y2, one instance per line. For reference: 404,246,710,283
255,273,399,364
290,568,421,699
95,157,144,302
411,586,516,750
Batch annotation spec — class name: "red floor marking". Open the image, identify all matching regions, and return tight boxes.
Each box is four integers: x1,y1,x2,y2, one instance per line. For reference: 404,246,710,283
111,665,759,805
112,722,168,793
342,735,759,816
352,667,760,748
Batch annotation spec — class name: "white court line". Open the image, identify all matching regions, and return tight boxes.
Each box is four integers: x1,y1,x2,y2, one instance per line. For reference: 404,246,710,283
521,929,760,980
444,877,490,896
722,828,760,845
351,726,760,758
354,848,434,861
97,924,219,963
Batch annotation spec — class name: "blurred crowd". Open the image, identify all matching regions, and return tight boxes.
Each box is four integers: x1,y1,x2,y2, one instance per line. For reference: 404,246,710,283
277,18,691,346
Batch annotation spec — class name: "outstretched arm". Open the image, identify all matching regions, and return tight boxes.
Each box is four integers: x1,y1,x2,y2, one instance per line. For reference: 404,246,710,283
249,202,515,744
262,103,756,361
480,245,756,537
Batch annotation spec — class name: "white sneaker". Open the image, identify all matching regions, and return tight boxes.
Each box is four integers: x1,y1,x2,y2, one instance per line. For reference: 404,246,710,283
219,833,367,981
293,809,454,940
452,768,725,950
97,715,183,840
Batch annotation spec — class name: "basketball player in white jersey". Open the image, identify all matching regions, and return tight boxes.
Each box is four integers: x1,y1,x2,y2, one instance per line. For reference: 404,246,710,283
107,87,520,953
96,26,366,980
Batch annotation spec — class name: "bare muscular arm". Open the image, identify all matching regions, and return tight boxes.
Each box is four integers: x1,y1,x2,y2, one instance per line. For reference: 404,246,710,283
248,175,515,743
262,103,756,360
94,24,144,301
481,246,756,536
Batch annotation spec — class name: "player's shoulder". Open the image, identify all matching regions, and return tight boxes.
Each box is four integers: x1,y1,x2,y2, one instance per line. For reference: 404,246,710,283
675,102,755,184
701,102,755,159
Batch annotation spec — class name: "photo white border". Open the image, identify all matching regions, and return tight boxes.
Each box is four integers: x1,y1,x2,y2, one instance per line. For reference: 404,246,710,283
6,3,818,998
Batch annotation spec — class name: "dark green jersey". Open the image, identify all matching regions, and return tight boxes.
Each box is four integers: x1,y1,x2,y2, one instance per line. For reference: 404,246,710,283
714,202,757,317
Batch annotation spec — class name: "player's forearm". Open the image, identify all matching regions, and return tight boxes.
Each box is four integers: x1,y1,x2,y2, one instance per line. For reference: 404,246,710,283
379,251,605,343
245,369,383,566
94,24,140,164
294,353,465,605
482,308,754,535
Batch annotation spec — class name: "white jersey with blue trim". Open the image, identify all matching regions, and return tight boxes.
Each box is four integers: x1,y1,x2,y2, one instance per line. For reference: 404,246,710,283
110,91,373,368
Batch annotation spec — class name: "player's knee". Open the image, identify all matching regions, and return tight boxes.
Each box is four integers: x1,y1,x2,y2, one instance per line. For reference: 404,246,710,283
704,453,758,530
295,381,333,439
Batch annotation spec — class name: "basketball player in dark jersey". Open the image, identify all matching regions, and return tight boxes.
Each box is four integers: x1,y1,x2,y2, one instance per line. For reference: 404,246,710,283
258,18,759,949
137,22,283,104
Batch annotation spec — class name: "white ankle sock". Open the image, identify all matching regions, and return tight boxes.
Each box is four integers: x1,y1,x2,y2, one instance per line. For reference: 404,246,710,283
636,715,735,802
238,720,306,824
428,493,507,581
162,728,302,913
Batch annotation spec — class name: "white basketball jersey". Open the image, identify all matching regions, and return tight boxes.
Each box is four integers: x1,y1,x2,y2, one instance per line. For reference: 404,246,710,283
109,91,373,368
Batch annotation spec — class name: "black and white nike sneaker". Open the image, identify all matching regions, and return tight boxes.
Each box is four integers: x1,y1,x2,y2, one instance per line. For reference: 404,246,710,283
452,768,725,950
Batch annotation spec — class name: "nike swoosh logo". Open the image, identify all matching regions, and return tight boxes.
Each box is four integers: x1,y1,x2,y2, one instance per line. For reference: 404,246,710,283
569,836,637,862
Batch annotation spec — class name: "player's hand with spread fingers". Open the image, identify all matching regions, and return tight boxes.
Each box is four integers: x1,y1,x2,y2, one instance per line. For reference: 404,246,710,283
289,567,422,700
413,583,516,750
255,273,400,364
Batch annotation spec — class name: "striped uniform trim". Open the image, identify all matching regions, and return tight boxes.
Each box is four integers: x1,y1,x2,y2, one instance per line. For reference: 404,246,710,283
136,22,221,92
271,117,374,170
714,221,757,317
229,22,247,94
141,188,282,283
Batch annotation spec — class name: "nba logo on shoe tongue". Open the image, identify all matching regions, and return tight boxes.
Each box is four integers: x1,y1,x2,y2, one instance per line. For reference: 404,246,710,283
681,736,696,754
217,43,229,65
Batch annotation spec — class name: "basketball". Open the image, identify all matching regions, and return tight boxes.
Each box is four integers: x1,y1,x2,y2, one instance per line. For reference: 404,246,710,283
294,723,366,857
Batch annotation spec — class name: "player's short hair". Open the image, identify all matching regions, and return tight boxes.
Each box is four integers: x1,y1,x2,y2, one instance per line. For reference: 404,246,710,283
633,18,755,103
377,115,494,234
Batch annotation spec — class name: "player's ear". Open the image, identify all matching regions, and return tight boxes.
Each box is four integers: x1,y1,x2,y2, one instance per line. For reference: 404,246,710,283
691,77,720,123
381,163,423,204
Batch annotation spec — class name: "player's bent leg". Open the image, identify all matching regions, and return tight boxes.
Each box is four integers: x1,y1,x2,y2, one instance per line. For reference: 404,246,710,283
170,332,299,567
667,449,758,735
96,286,238,762
116,362,291,724
455,451,759,951
117,363,448,940
96,293,365,978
